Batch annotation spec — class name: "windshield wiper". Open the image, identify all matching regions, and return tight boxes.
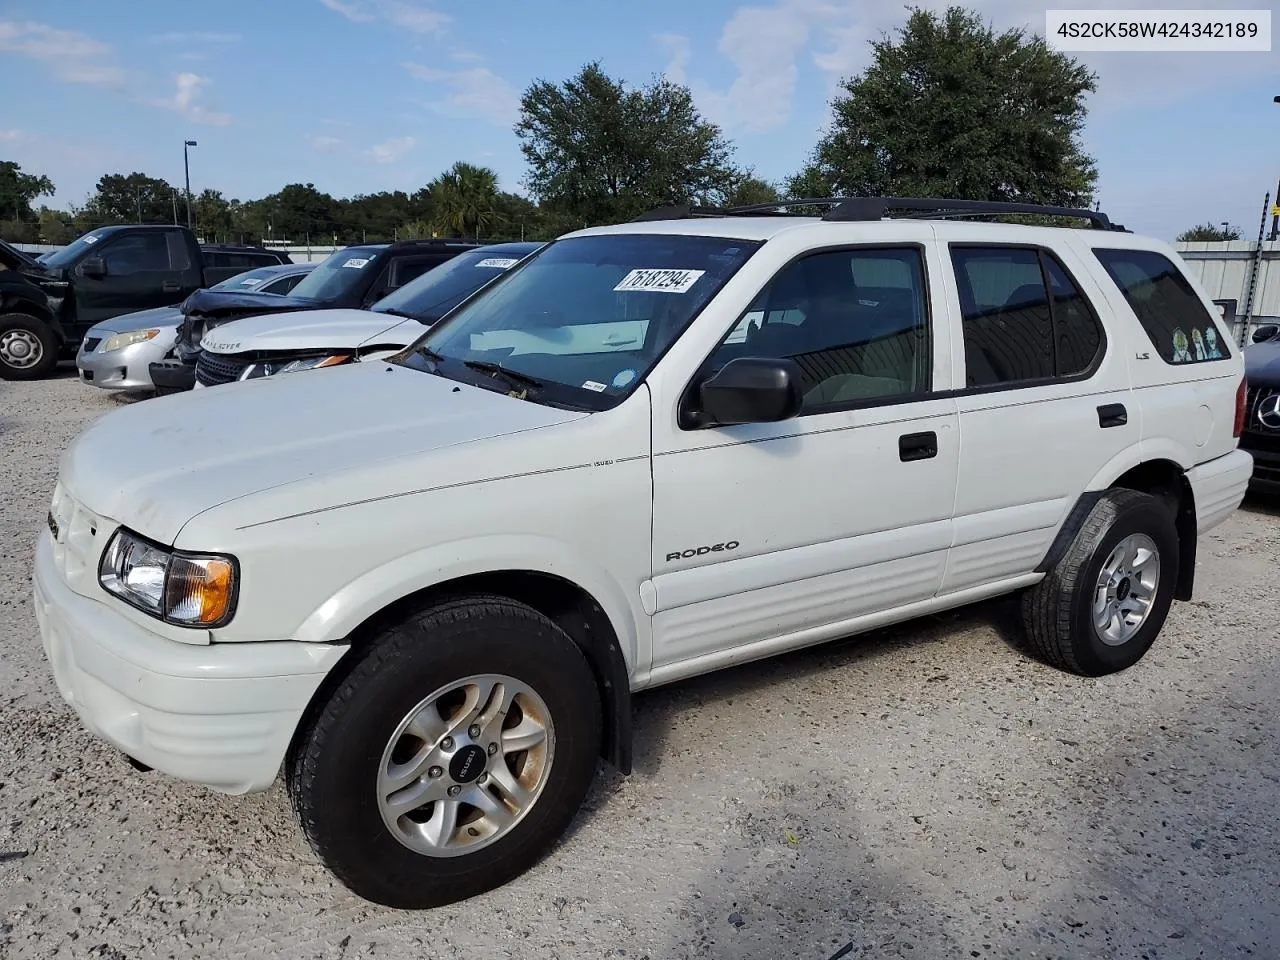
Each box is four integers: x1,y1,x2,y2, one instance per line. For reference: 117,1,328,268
414,344,447,364
464,360,544,393
376,307,421,320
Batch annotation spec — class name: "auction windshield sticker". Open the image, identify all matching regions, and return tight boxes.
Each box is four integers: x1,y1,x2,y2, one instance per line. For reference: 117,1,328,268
342,258,370,269
476,258,520,268
613,268,705,294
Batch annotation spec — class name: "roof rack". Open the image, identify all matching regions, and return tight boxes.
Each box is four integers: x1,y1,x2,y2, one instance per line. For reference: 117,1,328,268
632,196,1128,232
822,197,1125,231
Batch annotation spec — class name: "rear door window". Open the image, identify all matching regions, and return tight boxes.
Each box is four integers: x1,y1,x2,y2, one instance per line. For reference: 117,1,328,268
1092,248,1229,364
950,246,1105,388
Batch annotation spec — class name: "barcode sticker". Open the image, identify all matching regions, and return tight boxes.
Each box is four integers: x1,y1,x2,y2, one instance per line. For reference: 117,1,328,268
476,258,519,268
613,268,704,294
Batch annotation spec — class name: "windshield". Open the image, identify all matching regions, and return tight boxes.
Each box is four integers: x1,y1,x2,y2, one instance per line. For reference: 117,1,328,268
211,266,295,292
41,231,111,269
372,244,541,322
395,233,761,410
287,246,385,301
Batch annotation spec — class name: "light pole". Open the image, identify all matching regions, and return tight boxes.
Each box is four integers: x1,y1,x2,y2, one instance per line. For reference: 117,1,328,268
1271,98,1279,240
183,140,198,230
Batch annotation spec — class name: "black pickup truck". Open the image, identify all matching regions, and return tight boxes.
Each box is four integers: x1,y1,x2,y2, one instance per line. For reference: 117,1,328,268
0,224,289,380
150,238,482,393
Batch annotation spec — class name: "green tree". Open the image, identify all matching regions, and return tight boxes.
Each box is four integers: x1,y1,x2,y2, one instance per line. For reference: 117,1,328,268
37,206,77,244
0,160,55,222
429,162,500,239
790,6,1097,208
86,172,179,225
1177,222,1241,242
193,188,234,241
725,174,781,208
248,183,339,242
515,62,737,224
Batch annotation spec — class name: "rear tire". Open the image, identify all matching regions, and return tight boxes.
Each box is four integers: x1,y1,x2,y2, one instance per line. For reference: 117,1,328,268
288,594,602,909
0,313,58,380
1021,489,1179,677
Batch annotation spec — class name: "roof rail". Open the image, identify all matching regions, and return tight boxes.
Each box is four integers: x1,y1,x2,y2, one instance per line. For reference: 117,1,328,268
821,196,1125,231
631,196,1128,231
631,203,729,222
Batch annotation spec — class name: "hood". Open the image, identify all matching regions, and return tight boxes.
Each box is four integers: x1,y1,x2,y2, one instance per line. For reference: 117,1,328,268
59,361,586,544
1245,338,1280,385
88,305,185,335
200,308,415,355
0,239,42,271
181,288,324,322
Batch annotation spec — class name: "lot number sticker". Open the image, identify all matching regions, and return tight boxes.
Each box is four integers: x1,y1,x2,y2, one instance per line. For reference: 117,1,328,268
342,258,370,269
613,268,705,294
240,278,263,286
476,258,519,268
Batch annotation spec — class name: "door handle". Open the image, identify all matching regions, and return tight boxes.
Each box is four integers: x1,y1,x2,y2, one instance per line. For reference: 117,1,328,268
899,431,938,462
162,280,181,293
1097,403,1128,428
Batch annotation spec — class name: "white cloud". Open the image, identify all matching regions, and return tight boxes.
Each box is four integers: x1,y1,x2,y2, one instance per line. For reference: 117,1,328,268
384,1,449,35
307,134,343,153
318,0,450,34
403,62,521,126
0,129,23,143
655,33,691,85
150,73,232,126
318,0,374,22
684,0,1277,134
366,136,416,164
450,49,485,63
0,19,125,88
148,32,242,44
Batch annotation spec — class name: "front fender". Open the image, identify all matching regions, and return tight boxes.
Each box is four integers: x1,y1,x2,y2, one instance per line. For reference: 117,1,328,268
292,533,645,676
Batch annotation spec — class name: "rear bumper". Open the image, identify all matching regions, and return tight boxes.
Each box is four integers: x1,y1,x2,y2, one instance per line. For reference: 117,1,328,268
1188,448,1253,534
32,532,349,794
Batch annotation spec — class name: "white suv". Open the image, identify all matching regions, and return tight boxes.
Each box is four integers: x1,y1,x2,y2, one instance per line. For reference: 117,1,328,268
32,198,1254,909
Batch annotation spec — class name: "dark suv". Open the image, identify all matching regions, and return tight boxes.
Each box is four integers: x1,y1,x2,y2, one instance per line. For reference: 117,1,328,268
1243,323,1280,493
150,239,482,393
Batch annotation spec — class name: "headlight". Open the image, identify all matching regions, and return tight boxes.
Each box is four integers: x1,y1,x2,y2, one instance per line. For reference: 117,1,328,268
102,329,160,352
279,354,352,374
237,354,351,381
99,529,238,627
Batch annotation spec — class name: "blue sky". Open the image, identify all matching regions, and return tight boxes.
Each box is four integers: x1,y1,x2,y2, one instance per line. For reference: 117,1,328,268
1,0,1277,240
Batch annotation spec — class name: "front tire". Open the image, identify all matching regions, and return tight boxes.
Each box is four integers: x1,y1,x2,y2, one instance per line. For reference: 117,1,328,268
1021,489,1179,677
0,313,58,380
288,595,602,909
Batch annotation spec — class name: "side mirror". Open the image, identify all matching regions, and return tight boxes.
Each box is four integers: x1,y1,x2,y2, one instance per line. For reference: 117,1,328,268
693,356,804,427
80,256,106,279
1252,324,1278,344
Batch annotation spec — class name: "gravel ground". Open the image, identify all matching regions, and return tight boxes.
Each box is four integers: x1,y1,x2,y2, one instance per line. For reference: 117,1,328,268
2,368,1279,960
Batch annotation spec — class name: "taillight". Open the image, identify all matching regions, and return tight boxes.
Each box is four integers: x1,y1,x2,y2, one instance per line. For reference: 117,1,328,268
1234,377,1247,438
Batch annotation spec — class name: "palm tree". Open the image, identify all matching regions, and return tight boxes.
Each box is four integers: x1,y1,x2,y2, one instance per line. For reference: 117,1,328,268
429,162,499,239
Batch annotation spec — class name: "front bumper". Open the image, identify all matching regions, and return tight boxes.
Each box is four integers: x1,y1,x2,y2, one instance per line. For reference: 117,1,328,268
1240,434,1280,494
32,532,349,794
148,358,197,393
76,336,174,391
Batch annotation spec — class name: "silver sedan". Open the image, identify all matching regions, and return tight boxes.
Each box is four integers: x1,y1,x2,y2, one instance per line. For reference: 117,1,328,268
77,262,315,392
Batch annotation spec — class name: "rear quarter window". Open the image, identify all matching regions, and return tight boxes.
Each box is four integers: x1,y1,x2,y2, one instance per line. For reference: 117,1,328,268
1092,248,1230,365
